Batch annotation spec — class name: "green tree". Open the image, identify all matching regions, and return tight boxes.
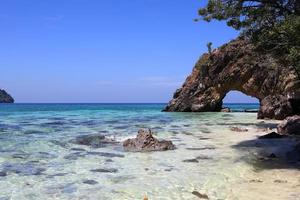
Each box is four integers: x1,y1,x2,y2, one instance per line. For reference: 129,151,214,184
197,0,300,71
207,42,213,54
198,0,299,35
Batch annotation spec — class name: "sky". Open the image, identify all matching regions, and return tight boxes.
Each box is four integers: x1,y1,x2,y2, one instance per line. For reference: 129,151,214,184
0,0,259,103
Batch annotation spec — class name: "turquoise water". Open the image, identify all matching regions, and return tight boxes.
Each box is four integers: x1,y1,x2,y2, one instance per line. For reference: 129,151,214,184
0,103,259,112
1,103,299,200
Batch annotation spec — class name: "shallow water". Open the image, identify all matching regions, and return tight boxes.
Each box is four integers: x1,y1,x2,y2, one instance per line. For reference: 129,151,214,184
0,103,299,200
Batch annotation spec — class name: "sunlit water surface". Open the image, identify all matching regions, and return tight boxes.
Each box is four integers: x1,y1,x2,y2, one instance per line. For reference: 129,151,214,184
0,104,299,200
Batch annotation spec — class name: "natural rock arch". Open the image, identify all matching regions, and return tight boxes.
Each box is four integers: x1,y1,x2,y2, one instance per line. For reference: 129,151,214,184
164,39,300,120
223,90,259,104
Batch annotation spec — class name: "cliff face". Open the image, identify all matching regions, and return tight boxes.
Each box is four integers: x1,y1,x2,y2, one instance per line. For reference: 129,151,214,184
0,89,14,103
164,39,300,120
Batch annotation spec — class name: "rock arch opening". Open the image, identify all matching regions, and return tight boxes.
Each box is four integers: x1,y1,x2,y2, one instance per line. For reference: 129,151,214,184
222,90,260,112
223,90,259,104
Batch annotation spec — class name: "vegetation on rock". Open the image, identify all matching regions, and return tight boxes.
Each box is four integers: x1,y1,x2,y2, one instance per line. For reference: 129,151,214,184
197,0,300,73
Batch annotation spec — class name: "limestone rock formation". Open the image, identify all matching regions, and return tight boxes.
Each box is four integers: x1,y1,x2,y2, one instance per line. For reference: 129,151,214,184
277,115,300,135
123,129,175,152
164,39,300,120
0,89,14,103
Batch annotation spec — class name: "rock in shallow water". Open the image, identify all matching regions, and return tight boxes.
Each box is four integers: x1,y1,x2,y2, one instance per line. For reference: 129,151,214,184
82,179,98,185
123,129,175,152
87,151,124,158
70,134,118,148
64,152,86,160
0,171,7,177
192,191,209,199
183,159,199,163
2,163,46,176
230,126,248,132
90,168,118,173
277,115,300,135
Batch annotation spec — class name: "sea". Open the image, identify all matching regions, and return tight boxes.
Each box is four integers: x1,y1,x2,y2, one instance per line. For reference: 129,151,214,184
0,103,299,200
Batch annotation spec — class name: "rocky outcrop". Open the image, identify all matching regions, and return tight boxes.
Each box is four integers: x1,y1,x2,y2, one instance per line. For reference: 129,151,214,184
123,129,175,152
0,89,14,103
277,115,300,135
164,39,300,120
221,107,231,112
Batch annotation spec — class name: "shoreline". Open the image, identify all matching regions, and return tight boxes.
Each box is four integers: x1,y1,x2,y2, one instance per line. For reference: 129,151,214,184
0,106,299,199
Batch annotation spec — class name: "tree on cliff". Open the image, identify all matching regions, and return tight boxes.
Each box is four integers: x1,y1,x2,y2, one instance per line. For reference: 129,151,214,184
197,0,300,72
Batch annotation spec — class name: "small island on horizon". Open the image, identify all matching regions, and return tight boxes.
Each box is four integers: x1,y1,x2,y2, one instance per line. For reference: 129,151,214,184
0,89,14,103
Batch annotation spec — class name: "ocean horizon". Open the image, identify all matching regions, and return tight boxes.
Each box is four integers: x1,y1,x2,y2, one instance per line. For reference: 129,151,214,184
0,103,259,112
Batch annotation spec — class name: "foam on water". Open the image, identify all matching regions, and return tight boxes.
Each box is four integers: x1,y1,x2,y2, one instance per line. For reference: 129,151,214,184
0,104,299,200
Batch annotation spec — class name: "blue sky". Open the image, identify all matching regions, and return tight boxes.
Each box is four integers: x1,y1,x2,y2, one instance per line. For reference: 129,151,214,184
0,0,258,103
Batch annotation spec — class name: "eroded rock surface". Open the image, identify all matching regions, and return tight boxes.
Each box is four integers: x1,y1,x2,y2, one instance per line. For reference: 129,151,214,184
0,89,14,103
164,39,300,120
277,115,300,135
123,129,175,152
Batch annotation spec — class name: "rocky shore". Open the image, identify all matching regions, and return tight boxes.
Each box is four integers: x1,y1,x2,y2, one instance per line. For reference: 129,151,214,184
164,38,300,120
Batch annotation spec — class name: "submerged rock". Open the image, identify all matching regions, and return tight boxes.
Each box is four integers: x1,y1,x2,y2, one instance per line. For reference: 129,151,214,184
2,162,46,176
123,129,175,152
64,152,86,160
230,127,248,132
258,132,285,139
70,134,118,148
192,191,209,199
82,179,98,185
87,151,124,158
221,107,231,112
90,168,118,173
183,159,199,163
277,115,300,135
274,179,288,183
0,171,7,177
46,173,68,178
0,89,14,103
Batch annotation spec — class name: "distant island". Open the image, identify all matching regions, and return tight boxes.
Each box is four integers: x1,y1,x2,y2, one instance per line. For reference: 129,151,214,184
0,89,14,103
